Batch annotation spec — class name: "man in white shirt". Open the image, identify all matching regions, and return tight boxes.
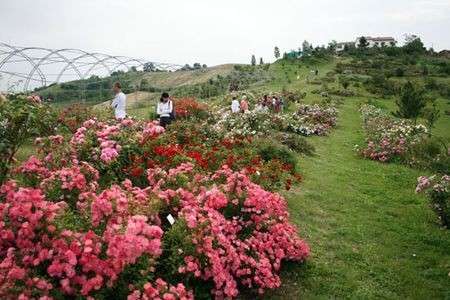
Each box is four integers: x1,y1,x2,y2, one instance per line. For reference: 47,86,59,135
231,96,240,113
111,82,126,119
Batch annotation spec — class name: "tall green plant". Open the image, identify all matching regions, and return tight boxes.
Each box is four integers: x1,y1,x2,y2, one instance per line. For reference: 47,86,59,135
394,81,427,124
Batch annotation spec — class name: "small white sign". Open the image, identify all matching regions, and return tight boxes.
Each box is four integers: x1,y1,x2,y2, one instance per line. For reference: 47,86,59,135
167,214,175,225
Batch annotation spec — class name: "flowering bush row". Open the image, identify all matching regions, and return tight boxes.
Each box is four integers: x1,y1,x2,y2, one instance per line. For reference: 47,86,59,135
415,174,450,227
281,104,338,136
211,103,338,138
1,115,310,299
212,109,283,138
173,98,208,119
357,104,428,162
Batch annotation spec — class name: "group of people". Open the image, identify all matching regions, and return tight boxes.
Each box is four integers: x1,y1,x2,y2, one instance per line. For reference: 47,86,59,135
230,94,284,114
111,81,175,128
231,96,249,113
111,82,285,127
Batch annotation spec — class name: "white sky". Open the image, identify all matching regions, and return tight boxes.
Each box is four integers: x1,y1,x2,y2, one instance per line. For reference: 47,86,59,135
1,0,449,66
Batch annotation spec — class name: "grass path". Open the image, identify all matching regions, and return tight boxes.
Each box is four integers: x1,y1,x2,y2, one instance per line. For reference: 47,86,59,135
268,99,450,299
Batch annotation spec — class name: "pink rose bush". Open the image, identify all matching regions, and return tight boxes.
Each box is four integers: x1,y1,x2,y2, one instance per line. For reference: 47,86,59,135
415,174,450,227
0,117,309,299
357,104,428,162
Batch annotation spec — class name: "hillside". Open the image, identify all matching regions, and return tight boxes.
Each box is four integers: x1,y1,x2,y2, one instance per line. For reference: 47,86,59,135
37,64,236,105
140,64,235,88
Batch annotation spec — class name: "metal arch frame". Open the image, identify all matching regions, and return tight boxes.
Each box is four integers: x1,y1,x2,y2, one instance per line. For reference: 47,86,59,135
24,48,87,90
109,56,147,73
0,42,183,92
0,43,47,87
55,51,112,83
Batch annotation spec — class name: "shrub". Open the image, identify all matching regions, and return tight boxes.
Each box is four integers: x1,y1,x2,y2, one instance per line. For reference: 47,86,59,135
277,133,315,156
394,81,427,123
416,175,450,227
255,139,298,168
173,97,208,119
406,138,450,173
0,95,58,183
358,104,428,163
57,103,95,133
395,67,405,77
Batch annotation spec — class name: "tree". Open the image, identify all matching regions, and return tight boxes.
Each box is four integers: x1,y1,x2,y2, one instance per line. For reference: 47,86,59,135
274,46,280,59
181,64,192,71
341,78,350,90
143,62,155,72
394,81,427,123
193,63,202,69
251,55,256,66
302,40,311,56
327,40,337,52
358,36,369,49
202,64,207,68
403,35,425,55
259,57,264,65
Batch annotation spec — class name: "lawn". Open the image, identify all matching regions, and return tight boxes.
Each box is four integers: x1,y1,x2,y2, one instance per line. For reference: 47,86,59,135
266,97,450,299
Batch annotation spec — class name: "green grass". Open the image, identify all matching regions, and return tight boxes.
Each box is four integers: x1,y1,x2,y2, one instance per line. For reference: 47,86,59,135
265,97,450,299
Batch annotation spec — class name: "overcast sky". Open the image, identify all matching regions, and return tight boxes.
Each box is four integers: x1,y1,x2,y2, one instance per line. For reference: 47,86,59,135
1,0,450,66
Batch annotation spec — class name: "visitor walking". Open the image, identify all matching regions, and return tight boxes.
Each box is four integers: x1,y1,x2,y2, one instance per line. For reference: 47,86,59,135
240,95,249,112
272,96,277,110
231,96,240,113
279,97,285,112
111,81,126,119
157,92,174,128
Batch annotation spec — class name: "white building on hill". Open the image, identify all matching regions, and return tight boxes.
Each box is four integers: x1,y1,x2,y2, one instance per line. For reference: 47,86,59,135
336,36,397,52
356,36,397,48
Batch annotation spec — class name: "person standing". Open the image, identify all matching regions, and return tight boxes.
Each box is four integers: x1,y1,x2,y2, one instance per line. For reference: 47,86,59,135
157,92,174,128
240,95,249,112
231,96,240,113
111,82,126,119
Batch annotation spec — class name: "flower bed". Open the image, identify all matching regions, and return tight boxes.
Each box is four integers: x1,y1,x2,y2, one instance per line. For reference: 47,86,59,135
282,104,338,136
173,97,208,119
212,103,338,138
0,117,309,299
357,104,428,162
212,109,283,138
415,174,450,227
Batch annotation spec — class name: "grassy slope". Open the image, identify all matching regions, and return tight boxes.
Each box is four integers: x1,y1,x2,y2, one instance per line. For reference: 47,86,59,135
261,59,450,298
266,98,450,299
141,64,235,88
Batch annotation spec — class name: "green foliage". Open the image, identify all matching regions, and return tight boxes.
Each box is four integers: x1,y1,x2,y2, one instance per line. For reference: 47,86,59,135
255,139,298,168
407,137,449,173
357,36,369,49
277,133,315,156
422,99,440,130
403,37,426,55
0,96,58,183
274,46,280,59
394,81,427,123
395,67,405,77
